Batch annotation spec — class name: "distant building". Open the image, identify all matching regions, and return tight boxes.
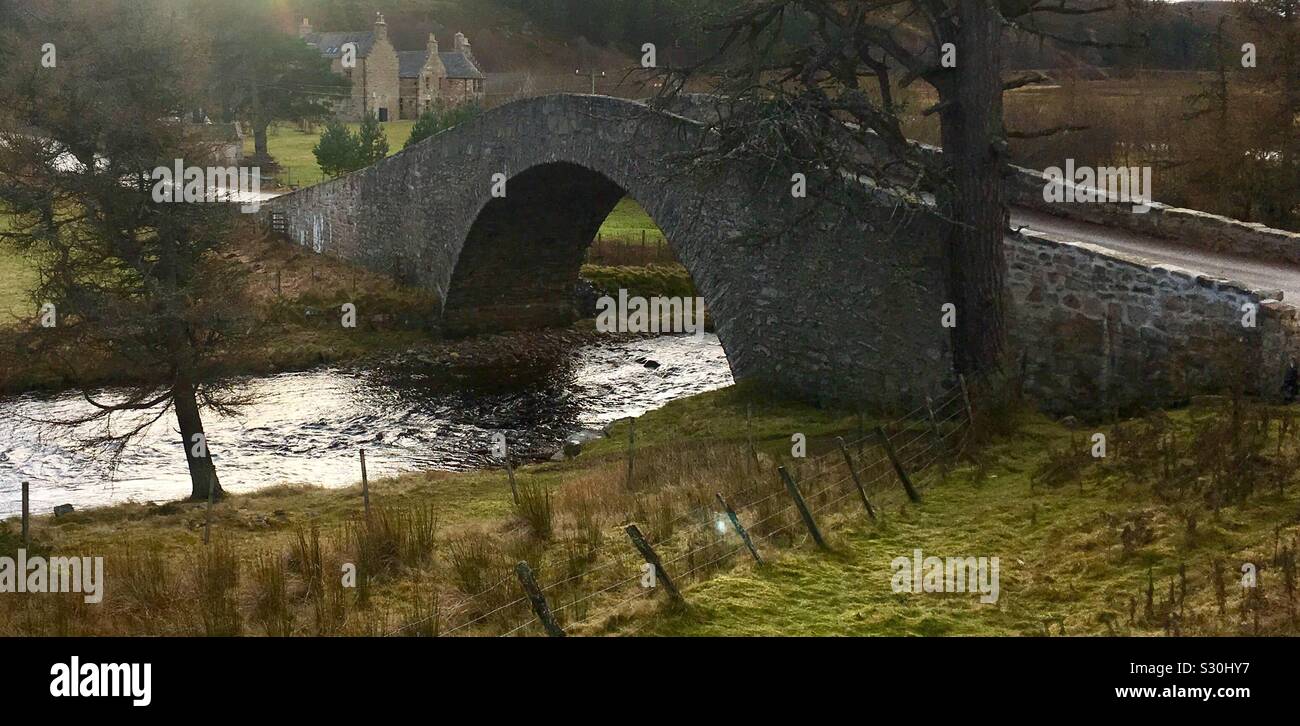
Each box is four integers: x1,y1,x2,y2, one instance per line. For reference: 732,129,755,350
300,13,484,123
398,33,486,119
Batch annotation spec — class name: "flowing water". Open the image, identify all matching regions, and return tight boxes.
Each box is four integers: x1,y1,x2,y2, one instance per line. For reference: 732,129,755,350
0,334,732,515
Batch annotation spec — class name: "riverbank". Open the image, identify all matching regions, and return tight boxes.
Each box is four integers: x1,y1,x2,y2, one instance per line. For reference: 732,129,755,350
2,386,1297,637
0,227,695,395
0,332,733,513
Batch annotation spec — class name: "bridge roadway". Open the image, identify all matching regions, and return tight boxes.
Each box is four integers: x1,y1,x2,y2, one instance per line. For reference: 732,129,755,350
1010,207,1300,302
261,183,1299,300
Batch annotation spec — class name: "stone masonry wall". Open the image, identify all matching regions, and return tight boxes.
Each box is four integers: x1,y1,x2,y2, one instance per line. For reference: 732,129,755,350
1007,166,1300,266
268,94,953,409
269,93,1300,414
364,36,400,122
1006,230,1300,413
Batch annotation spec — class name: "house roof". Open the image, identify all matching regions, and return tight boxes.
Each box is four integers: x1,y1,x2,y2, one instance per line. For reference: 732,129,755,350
397,51,429,78
305,28,484,80
395,49,484,80
304,31,376,59
439,51,483,80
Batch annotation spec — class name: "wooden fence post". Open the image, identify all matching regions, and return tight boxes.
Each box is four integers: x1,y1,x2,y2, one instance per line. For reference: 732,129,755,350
745,403,758,466
716,493,763,565
625,524,684,605
925,396,941,444
503,438,520,507
515,561,566,637
926,396,951,482
203,477,216,545
625,417,636,489
876,426,922,503
856,409,866,460
778,466,828,549
21,481,29,549
959,374,974,426
835,438,876,520
360,448,371,520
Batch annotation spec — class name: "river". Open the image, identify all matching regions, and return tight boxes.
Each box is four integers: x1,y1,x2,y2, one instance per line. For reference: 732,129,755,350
0,334,732,515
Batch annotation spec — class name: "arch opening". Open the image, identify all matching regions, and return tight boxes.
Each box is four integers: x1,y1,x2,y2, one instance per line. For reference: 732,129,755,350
441,161,692,338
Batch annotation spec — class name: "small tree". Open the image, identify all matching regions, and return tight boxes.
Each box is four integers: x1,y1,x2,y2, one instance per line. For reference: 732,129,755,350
313,119,363,178
198,0,349,163
356,112,389,164
405,101,483,149
0,0,259,501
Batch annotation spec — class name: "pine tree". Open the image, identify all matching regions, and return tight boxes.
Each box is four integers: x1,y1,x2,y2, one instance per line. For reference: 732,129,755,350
404,102,482,149
356,112,390,165
313,119,362,178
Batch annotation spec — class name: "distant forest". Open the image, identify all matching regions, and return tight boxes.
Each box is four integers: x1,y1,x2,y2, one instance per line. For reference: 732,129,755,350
286,0,1268,73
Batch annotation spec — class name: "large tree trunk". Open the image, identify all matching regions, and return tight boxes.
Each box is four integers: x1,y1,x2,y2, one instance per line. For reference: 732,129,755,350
254,122,269,159
250,79,270,160
938,0,1009,377
1284,10,1299,228
174,379,223,501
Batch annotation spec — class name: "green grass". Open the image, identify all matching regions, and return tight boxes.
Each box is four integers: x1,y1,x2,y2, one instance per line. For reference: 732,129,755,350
0,215,37,324
245,120,416,187
4,379,1299,636
623,407,1300,637
597,197,666,244
580,263,695,299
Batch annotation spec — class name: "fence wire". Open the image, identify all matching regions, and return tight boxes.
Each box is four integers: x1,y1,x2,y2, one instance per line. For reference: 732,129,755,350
468,378,975,637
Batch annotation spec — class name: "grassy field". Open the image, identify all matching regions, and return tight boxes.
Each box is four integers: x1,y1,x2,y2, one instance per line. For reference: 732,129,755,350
596,198,666,244
0,216,36,323
3,380,1298,637
245,121,417,188
635,408,1299,636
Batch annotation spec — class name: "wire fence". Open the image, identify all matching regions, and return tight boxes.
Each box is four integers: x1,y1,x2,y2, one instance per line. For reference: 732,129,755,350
381,378,975,637
585,231,676,266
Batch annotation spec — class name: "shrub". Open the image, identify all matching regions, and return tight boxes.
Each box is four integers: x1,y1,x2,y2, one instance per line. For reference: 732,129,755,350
313,119,362,178
405,101,482,149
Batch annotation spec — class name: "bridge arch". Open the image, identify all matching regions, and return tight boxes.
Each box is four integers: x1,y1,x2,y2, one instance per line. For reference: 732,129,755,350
441,161,642,336
269,94,952,406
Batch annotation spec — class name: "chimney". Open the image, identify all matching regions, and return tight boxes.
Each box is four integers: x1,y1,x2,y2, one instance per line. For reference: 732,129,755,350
298,17,312,39
374,13,387,42
427,33,439,55
454,32,471,57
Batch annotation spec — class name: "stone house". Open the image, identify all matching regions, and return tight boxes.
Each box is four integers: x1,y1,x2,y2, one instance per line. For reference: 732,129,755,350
300,14,484,123
299,14,399,122
398,32,486,119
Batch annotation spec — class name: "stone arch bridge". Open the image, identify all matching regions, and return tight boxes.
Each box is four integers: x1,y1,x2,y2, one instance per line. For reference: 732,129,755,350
267,93,1300,412
267,94,951,406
